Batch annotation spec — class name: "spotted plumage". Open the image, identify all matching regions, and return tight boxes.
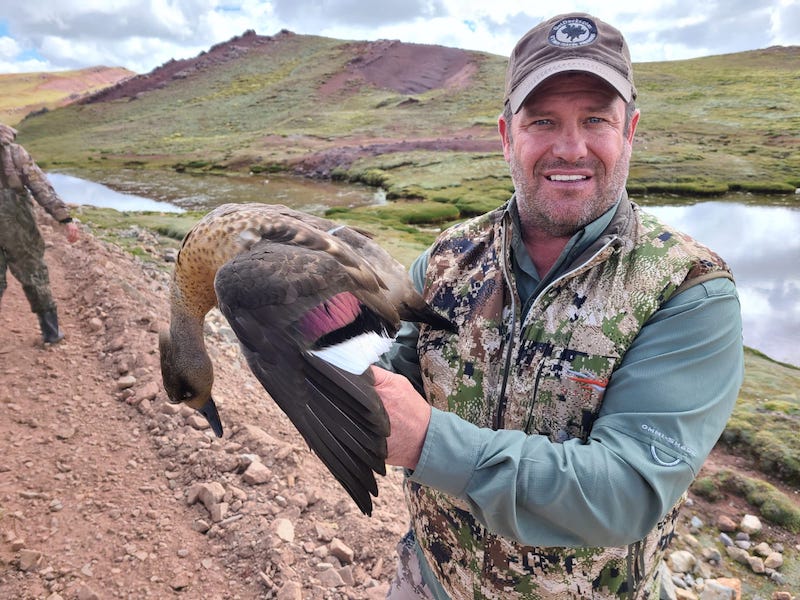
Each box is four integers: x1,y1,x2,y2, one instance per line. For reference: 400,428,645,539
159,203,455,515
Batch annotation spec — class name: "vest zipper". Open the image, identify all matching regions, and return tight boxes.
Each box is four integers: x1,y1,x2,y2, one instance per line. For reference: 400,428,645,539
493,218,517,430
493,228,620,430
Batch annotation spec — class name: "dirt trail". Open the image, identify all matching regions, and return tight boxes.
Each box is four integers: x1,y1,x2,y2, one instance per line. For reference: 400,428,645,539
0,213,408,599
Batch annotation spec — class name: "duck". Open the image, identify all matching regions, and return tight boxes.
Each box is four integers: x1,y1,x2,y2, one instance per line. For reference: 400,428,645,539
159,202,455,515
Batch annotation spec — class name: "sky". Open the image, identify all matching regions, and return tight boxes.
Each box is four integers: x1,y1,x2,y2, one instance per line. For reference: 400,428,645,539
0,0,798,75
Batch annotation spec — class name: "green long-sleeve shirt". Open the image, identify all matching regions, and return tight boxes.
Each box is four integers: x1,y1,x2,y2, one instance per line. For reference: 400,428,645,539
383,201,743,594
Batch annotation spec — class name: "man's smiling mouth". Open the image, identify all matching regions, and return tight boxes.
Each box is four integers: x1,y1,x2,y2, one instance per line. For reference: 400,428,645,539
547,174,588,181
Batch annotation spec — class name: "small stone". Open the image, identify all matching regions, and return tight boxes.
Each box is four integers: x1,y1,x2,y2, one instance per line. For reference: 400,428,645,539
18,549,43,571
689,516,704,530
771,592,792,600
337,565,355,586
188,482,226,510
171,572,191,590
273,518,294,543
186,413,211,430
739,514,761,534
701,546,722,563
139,381,160,401
192,519,210,534
209,502,229,523
55,426,76,440
715,579,741,597
317,566,345,588
116,375,136,390
682,533,700,549
242,461,272,485
75,586,100,600
668,550,696,574
315,522,336,542
329,538,354,564
716,515,737,532
753,542,772,557
160,402,182,415
747,555,765,573
725,546,750,565
769,571,786,585
764,552,783,569
699,579,737,600
276,581,303,600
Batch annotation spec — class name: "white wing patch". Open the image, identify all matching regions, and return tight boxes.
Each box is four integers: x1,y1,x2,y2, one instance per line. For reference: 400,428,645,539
308,332,395,374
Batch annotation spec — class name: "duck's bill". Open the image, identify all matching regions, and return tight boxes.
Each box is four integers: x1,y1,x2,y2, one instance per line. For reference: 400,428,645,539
198,397,223,437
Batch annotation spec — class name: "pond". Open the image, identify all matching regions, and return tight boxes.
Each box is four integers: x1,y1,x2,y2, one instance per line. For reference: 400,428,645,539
47,171,800,368
48,168,380,214
644,201,799,369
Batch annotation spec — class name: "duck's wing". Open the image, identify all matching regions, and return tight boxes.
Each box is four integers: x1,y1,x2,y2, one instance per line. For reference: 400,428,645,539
241,212,457,333
214,240,393,516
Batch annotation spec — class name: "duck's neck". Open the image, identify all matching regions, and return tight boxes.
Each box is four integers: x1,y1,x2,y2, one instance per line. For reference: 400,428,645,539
168,279,212,357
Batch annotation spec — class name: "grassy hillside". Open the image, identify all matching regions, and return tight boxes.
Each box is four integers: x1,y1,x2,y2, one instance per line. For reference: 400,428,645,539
0,66,134,126
9,32,797,215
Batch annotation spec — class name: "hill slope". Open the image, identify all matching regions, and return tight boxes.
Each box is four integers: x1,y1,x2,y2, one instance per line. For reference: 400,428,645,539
11,32,800,208
0,66,134,126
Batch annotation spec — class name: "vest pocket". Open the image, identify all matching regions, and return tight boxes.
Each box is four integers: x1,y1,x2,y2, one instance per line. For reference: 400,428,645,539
510,348,619,442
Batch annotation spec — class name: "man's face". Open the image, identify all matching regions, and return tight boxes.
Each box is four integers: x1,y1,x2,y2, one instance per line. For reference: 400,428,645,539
499,73,639,239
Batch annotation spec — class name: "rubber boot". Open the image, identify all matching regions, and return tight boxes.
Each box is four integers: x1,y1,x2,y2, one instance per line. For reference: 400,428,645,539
37,309,65,344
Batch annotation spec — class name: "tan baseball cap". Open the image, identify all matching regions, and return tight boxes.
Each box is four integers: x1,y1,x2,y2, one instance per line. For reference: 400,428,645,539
505,13,636,113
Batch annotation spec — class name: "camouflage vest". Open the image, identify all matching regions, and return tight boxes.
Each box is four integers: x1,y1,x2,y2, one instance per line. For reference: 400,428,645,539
408,199,731,599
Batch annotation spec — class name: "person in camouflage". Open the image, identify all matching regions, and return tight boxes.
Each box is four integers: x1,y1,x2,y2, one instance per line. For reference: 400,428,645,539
372,12,744,600
0,123,79,344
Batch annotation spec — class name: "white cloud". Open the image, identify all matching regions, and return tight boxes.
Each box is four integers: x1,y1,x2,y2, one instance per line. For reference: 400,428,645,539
0,0,797,74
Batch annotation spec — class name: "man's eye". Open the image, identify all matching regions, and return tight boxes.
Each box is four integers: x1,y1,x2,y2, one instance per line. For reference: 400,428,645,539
587,117,605,124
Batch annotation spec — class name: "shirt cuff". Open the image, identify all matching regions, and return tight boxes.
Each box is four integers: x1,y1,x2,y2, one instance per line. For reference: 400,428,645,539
408,407,482,498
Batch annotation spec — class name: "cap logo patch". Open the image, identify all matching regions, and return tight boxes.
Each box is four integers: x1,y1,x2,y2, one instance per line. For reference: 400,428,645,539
548,17,597,47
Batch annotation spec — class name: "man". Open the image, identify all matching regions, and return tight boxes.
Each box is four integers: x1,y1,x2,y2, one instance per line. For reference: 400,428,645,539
371,13,743,600
0,123,79,344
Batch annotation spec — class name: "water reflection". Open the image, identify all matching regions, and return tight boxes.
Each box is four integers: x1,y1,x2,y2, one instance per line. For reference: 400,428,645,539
52,168,377,213
48,173,184,213
646,202,800,367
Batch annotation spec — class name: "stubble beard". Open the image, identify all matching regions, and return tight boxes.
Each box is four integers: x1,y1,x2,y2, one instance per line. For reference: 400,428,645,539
510,142,633,239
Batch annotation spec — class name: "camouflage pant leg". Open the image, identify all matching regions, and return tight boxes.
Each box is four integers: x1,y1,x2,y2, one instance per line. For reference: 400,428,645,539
0,191,55,313
387,530,437,600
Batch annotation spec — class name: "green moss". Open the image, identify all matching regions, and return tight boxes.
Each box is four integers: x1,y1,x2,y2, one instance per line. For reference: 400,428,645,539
720,348,800,486
330,200,460,226
730,181,797,194
715,469,800,532
690,477,723,502
643,182,730,196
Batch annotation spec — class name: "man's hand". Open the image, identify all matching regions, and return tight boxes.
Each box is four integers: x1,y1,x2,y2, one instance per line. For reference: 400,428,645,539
370,365,431,470
65,222,79,244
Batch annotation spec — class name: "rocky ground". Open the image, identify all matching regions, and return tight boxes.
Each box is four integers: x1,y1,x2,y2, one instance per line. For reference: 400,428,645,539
0,210,797,600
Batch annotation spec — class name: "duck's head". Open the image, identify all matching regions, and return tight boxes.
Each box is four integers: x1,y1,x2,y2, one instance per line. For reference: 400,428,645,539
159,330,223,437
